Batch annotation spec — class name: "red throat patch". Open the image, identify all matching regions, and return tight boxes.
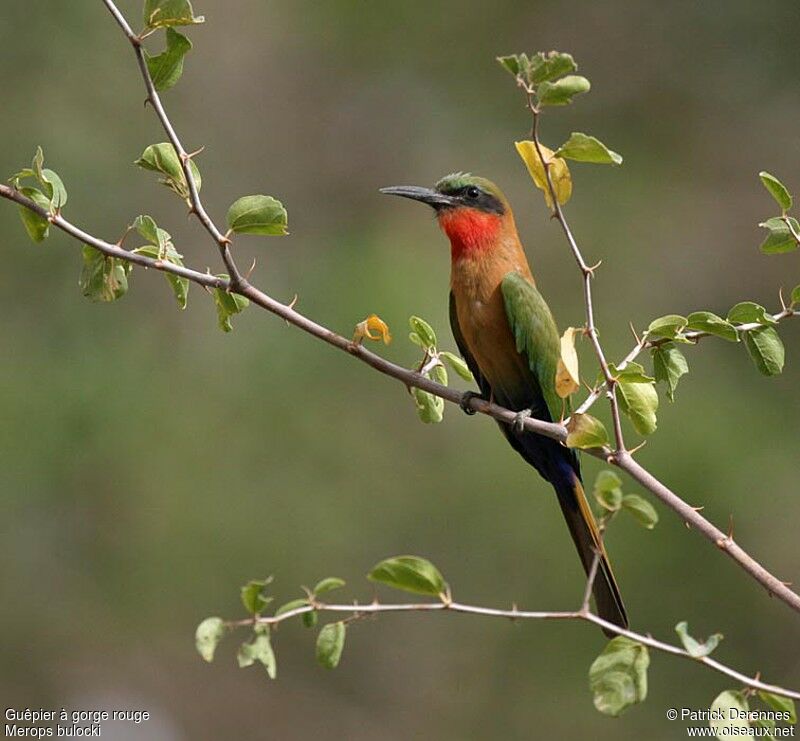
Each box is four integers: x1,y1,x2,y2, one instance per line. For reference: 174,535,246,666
438,208,502,260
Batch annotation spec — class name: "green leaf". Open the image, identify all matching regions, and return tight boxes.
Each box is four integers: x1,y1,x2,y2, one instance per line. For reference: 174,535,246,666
135,142,201,200
132,217,189,309
440,351,474,382
302,611,318,629
79,246,131,302
240,577,273,615
496,54,523,77
537,75,590,106
145,27,192,92
144,0,205,28
758,691,797,724
40,168,67,211
556,132,622,165
430,362,448,387
409,316,437,349
133,214,164,248
744,326,785,376
621,494,658,529
8,167,35,186
710,691,750,740
652,344,688,402
616,377,658,436
213,281,249,332
727,301,777,326
588,636,649,717
759,216,799,254
646,314,688,339
132,213,176,262
674,621,723,658
313,577,346,596
17,187,51,242
274,598,308,617
593,470,623,511
368,555,447,597
237,633,277,679
529,51,577,84
195,617,225,662
316,622,346,669
608,362,655,384
759,171,793,211
226,195,288,236
565,412,609,449
686,311,739,342
412,387,444,424
751,717,777,739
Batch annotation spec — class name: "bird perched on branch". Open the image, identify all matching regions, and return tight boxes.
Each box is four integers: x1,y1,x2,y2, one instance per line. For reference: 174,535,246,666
380,174,627,635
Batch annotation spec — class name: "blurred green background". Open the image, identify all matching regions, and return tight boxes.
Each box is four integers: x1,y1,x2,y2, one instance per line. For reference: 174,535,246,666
1,1,799,739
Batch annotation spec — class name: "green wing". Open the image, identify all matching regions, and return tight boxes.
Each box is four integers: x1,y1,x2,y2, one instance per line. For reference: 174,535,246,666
501,271,565,423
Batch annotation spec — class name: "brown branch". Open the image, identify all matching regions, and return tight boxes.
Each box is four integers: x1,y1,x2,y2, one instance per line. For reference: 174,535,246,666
574,307,798,417
100,0,244,287
528,98,628,453
6,179,800,618
224,596,800,700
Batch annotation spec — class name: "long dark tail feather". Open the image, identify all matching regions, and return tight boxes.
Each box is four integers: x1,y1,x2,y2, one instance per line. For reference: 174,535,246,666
552,472,628,637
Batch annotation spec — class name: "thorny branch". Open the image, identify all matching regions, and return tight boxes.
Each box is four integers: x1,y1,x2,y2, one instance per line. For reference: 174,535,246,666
527,96,628,453
0,0,798,693
221,565,800,701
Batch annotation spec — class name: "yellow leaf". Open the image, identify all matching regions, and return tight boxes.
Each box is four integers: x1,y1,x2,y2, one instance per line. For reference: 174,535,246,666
353,314,392,345
515,140,572,208
556,326,580,398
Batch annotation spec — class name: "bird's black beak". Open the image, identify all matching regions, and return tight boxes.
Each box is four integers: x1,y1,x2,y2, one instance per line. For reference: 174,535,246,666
379,185,456,210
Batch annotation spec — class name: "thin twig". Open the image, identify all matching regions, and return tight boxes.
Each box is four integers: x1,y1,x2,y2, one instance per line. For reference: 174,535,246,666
528,99,627,454
100,0,244,287
573,308,797,417
224,597,800,700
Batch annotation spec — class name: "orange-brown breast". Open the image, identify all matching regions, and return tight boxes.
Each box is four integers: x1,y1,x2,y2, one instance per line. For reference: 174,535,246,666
444,209,536,402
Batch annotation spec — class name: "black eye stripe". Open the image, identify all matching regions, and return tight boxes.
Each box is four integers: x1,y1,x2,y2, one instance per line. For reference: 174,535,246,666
435,183,505,215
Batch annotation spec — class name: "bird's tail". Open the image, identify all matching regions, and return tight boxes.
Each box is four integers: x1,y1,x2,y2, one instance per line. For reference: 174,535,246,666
552,471,628,636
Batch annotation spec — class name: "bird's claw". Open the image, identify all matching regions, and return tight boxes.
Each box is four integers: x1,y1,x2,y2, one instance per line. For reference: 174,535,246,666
459,390,482,416
513,409,532,434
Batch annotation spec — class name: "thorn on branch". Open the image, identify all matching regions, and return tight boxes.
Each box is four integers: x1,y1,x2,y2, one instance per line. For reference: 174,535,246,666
627,439,647,456
185,145,206,160
586,258,602,277
116,224,134,248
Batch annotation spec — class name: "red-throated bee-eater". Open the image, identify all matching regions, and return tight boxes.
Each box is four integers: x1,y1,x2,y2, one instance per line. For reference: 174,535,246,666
381,173,627,634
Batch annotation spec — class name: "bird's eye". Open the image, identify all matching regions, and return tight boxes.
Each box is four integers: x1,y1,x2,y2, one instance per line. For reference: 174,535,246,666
465,186,480,199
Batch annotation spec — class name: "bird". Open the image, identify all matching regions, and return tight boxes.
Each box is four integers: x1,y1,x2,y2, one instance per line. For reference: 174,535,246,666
380,173,627,635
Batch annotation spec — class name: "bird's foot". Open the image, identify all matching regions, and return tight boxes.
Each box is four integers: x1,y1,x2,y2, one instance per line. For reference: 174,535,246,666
459,390,483,416
512,408,532,434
